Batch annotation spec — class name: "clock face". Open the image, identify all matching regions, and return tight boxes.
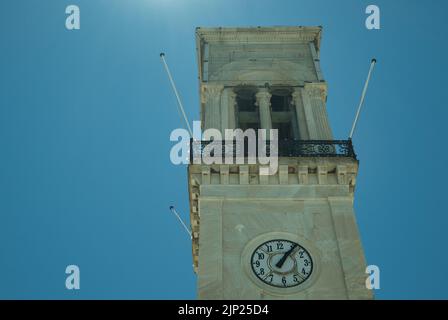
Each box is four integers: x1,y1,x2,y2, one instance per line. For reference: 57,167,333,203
251,239,313,288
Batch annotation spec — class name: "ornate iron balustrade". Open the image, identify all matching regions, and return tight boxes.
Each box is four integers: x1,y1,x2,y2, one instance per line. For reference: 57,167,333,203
189,139,356,162
277,140,356,158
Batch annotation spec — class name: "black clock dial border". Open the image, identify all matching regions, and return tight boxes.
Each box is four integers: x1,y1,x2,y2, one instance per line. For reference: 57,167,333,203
250,239,314,289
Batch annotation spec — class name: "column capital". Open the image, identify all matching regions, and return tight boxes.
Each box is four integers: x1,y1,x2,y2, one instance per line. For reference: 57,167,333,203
228,89,237,102
202,84,224,102
304,82,327,101
291,88,302,101
255,89,272,106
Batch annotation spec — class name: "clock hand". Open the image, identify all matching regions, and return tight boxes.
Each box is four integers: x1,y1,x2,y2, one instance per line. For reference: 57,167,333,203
275,244,298,268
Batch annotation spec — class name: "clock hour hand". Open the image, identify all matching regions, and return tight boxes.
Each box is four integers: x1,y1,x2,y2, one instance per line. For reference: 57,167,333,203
275,244,298,268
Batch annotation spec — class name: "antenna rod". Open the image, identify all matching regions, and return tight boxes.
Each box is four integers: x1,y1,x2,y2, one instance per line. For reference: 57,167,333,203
169,205,192,239
349,58,377,139
160,53,193,137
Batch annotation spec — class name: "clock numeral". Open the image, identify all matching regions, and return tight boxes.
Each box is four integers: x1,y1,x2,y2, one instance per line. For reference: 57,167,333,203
276,242,284,250
267,274,273,283
298,251,304,258
254,260,260,267
258,253,265,260
293,274,299,282
304,259,309,266
266,245,273,253
282,276,287,286
259,268,265,275
301,268,307,275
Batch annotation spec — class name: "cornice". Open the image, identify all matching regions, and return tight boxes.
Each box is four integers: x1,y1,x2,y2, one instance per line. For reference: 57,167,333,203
196,26,322,47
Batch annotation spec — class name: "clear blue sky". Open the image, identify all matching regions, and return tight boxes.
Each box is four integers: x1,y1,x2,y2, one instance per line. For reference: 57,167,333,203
1,0,447,299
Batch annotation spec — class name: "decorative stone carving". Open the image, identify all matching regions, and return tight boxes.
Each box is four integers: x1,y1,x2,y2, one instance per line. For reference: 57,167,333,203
298,165,309,185
336,165,347,185
304,82,327,102
203,84,224,101
317,165,327,185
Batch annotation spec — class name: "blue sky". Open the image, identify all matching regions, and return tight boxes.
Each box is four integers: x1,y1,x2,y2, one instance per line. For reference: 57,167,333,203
0,0,447,299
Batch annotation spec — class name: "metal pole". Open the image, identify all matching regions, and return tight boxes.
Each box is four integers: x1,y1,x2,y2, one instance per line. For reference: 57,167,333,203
169,205,192,239
349,58,377,139
160,53,193,137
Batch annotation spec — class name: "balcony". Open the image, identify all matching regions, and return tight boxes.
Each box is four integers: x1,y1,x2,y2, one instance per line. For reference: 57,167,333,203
189,139,357,163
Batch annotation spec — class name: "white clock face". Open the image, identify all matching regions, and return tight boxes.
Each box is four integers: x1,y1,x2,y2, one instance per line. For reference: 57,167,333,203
251,239,313,288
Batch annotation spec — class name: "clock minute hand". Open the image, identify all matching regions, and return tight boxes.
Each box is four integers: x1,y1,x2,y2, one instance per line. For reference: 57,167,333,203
275,244,298,268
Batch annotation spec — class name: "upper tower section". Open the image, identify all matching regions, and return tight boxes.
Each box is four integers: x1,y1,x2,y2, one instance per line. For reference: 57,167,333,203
195,26,332,140
196,26,323,86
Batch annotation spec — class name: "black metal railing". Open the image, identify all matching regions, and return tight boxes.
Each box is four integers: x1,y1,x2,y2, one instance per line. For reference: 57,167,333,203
189,139,356,162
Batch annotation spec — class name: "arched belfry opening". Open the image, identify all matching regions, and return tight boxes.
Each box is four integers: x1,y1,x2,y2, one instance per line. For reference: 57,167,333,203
234,86,260,132
270,87,299,141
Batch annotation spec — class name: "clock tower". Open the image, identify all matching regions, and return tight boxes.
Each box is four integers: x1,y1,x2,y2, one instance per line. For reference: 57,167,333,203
188,26,372,299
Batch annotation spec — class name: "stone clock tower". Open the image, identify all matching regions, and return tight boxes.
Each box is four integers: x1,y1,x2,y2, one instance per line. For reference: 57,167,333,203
187,27,372,299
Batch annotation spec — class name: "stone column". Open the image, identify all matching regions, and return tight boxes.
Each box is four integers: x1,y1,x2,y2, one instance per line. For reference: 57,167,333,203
303,82,333,139
221,88,237,131
203,84,224,131
299,86,318,139
292,88,309,140
255,89,272,130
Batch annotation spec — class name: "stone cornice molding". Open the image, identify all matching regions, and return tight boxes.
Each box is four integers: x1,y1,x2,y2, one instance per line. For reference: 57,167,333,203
196,27,322,48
